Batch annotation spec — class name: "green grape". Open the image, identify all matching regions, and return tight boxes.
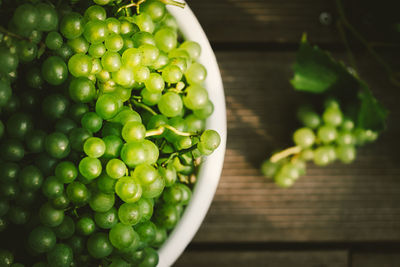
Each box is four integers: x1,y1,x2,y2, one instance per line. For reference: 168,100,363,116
89,43,106,58
185,63,207,85
97,172,117,194
112,66,134,88
323,106,343,126
139,44,159,66
133,65,150,83
47,244,73,267
68,53,92,77
81,112,103,133
317,125,337,144
42,56,68,85
39,202,64,227
42,176,64,199
341,118,355,131
138,198,154,222
0,162,19,183
134,13,154,33
45,32,63,50
180,40,201,59
67,36,89,54
17,40,37,62
105,33,124,52
135,221,157,244
120,19,139,36
55,161,78,184
336,145,356,164
200,129,221,151
8,205,30,225
183,85,209,110
121,140,159,168
28,226,56,253
87,233,113,259
102,122,122,137
122,48,142,68
0,47,18,74
84,5,107,21
279,163,300,180
18,165,43,191
313,146,332,166
106,17,121,34
118,202,142,226
261,160,279,178
185,114,205,132
42,94,70,120
6,112,33,140
101,51,121,72
36,3,58,31
274,170,294,188
66,182,90,205
84,137,106,158
0,139,24,162
12,3,39,31
54,216,75,240
0,80,11,107
293,127,315,148
56,44,74,61
76,216,96,236
84,20,108,44
106,158,127,179
154,27,177,52
159,165,177,187
79,157,102,179
94,207,118,229
300,148,314,161
109,223,138,250
44,132,70,159
336,131,355,146
162,184,182,204
144,73,165,93
150,227,167,248
161,65,182,84
25,67,43,89
297,106,321,129
60,12,84,39
122,121,146,142
152,51,169,70
153,204,179,230
115,176,142,203
96,94,122,119
169,57,187,72
158,92,183,117
89,191,115,212
142,0,166,21
103,135,123,159
141,89,162,106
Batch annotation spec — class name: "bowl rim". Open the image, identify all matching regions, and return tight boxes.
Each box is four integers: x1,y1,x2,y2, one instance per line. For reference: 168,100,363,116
157,3,227,267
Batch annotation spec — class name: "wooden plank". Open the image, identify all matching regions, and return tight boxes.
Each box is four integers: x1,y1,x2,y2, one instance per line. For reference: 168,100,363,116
352,252,400,267
174,250,348,267
189,51,400,242
188,0,338,44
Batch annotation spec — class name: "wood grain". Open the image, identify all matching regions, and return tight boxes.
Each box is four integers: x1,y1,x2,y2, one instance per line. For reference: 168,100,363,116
188,0,338,44
189,51,400,243
174,250,348,267
352,251,400,267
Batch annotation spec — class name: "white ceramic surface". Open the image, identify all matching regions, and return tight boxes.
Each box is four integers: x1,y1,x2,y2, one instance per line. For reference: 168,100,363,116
157,3,227,267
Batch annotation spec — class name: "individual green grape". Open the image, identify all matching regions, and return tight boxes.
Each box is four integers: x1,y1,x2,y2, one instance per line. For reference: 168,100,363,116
94,207,118,229
95,94,122,119
84,20,108,44
76,216,96,236
106,17,121,34
120,19,139,36
84,5,107,21
200,129,221,151
68,53,92,77
105,33,124,52
39,202,64,227
193,100,214,119
134,13,154,33
44,132,70,159
261,160,280,178
152,51,169,70
115,176,142,203
6,112,33,140
274,170,295,188
0,47,18,75
161,65,182,84
118,202,142,226
0,80,12,107
185,63,207,85
42,176,64,199
323,106,343,126
42,56,68,85
28,226,56,253
297,106,321,129
106,159,127,179
0,139,25,162
336,131,355,146
84,137,106,158
133,65,150,83
97,172,117,194
336,145,356,164
89,191,115,212
87,233,113,259
180,40,201,59
150,226,167,248
42,94,70,120
60,12,84,39
183,85,209,110
141,89,162,106
17,40,37,62
300,148,314,161
341,118,355,131
122,121,146,142
158,92,183,117
313,146,332,166
81,112,103,133
317,125,337,144
36,3,58,31
54,216,75,240
79,156,102,179
109,223,138,250
46,244,73,267
12,3,39,31
66,182,90,205
112,66,134,88
153,204,179,230
18,165,43,191
144,73,165,93
122,48,142,68
101,51,121,72
89,43,106,58
55,161,78,184
293,127,315,148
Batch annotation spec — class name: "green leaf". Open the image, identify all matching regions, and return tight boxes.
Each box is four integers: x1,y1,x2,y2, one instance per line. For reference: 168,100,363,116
291,37,388,132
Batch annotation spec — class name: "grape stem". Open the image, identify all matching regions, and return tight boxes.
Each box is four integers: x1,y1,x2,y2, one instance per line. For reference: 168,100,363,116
160,0,186,8
270,146,302,163
145,125,197,137
0,26,27,40
161,145,198,167
131,99,158,115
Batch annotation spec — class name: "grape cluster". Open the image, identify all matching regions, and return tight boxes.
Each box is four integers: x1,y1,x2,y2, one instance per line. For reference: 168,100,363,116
0,0,220,266
261,99,378,188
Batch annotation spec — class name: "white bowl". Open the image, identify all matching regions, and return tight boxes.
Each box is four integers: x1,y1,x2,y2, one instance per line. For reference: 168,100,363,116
157,3,227,267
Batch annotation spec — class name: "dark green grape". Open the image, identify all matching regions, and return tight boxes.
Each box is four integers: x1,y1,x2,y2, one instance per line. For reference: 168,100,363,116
46,244,73,267
87,233,113,259
41,56,68,85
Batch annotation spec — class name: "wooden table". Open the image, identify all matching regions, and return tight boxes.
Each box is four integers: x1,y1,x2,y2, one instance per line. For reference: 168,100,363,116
173,0,400,266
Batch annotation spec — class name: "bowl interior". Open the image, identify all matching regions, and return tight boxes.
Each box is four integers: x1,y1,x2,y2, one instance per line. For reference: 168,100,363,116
157,3,227,267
